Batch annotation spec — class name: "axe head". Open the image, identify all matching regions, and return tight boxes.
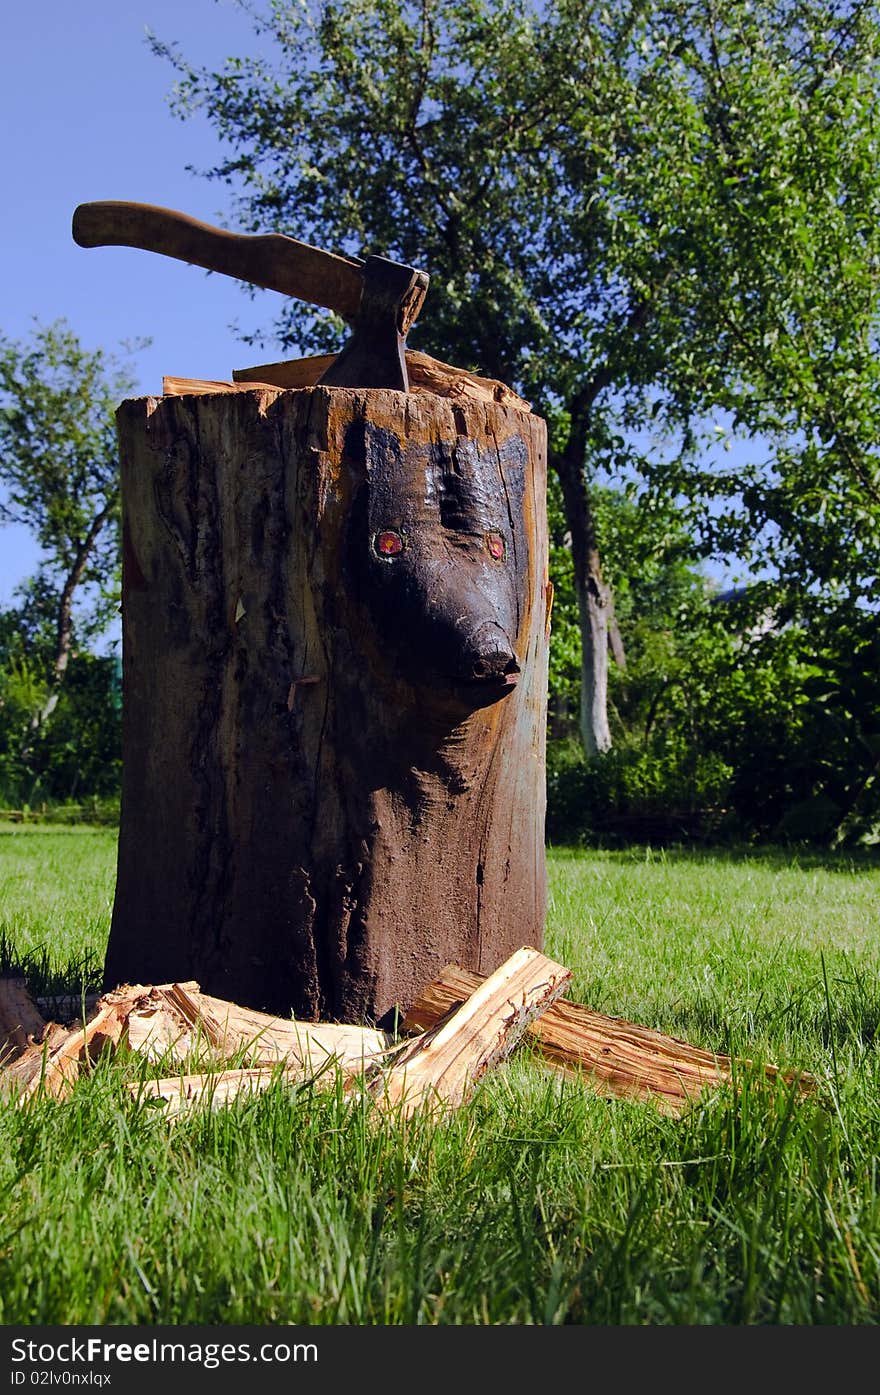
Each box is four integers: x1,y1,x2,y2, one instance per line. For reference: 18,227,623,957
320,254,430,392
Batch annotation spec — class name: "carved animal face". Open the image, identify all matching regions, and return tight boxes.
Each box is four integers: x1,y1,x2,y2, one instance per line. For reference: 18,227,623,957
343,422,530,710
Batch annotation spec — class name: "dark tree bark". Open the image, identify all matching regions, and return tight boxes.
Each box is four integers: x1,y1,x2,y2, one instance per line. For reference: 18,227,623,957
552,446,613,756
105,383,549,1024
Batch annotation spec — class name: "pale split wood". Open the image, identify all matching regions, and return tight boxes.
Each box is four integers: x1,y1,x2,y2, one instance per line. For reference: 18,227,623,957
120,988,392,1118
125,1002,194,1061
161,376,282,397
38,981,203,1065
367,946,571,1118
231,350,532,410
0,977,47,1065
128,1065,308,1119
1,975,393,1108
125,1009,391,1118
32,984,199,1037
188,990,390,1070
105,980,389,1074
233,357,331,389
149,983,390,1072
124,983,198,1061
157,982,227,1050
403,964,815,1116
2,981,165,1100
163,350,532,413
1,1023,71,1097
1,979,394,1105
405,350,532,412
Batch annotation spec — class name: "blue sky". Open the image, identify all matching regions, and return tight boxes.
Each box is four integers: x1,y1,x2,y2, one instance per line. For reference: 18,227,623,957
1,0,284,605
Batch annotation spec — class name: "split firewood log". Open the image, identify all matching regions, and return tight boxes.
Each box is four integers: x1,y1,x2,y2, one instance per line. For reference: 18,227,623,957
404,963,815,1115
365,946,571,1118
1,986,146,1102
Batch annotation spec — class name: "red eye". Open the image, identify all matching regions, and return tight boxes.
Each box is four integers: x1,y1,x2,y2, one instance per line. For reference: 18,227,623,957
374,529,404,557
487,531,505,561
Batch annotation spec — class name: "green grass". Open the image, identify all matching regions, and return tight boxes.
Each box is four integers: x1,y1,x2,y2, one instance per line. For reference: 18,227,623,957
1,825,880,1324
0,823,115,1005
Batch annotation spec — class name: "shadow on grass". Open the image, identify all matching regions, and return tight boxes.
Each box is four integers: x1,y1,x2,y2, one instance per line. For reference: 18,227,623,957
0,929,103,1004
547,840,880,875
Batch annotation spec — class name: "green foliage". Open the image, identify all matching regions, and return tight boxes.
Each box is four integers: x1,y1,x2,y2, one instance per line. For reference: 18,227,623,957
545,473,582,719
547,738,734,845
547,479,741,841
547,481,880,843
0,649,121,807
550,596,880,846
0,321,132,806
701,603,880,844
0,320,135,639
0,604,121,807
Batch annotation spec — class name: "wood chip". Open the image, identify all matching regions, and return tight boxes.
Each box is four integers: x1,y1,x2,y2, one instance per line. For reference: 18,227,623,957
403,964,815,1115
368,946,571,1118
165,350,532,413
161,376,282,397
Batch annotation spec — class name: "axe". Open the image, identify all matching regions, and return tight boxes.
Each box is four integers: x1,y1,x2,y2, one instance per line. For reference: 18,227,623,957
72,201,429,393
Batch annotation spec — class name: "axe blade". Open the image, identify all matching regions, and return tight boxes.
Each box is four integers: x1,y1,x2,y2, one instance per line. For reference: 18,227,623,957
318,255,429,392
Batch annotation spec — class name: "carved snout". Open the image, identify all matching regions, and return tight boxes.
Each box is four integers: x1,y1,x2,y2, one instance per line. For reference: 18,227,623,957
457,621,521,691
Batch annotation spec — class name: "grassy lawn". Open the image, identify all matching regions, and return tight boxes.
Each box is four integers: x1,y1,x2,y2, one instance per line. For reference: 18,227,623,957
1,824,880,1324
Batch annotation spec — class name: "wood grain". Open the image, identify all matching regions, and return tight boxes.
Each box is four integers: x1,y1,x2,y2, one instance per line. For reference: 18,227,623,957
156,984,390,1069
128,1065,305,1117
162,377,280,397
368,947,571,1117
106,386,549,1021
403,963,815,1114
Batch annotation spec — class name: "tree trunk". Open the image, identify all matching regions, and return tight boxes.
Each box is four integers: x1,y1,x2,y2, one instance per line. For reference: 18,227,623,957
553,453,612,756
105,383,549,1025
31,506,113,730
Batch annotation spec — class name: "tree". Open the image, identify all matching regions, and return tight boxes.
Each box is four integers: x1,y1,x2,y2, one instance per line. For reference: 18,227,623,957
154,0,880,754
0,602,121,806
0,321,135,725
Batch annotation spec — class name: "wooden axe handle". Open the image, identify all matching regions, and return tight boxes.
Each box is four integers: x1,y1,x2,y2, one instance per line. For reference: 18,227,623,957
72,201,365,322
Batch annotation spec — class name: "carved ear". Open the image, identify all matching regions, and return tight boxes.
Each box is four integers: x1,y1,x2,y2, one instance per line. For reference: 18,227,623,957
343,418,368,473
355,419,405,477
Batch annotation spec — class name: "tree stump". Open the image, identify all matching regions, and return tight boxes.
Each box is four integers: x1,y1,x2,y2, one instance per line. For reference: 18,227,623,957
104,382,549,1023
